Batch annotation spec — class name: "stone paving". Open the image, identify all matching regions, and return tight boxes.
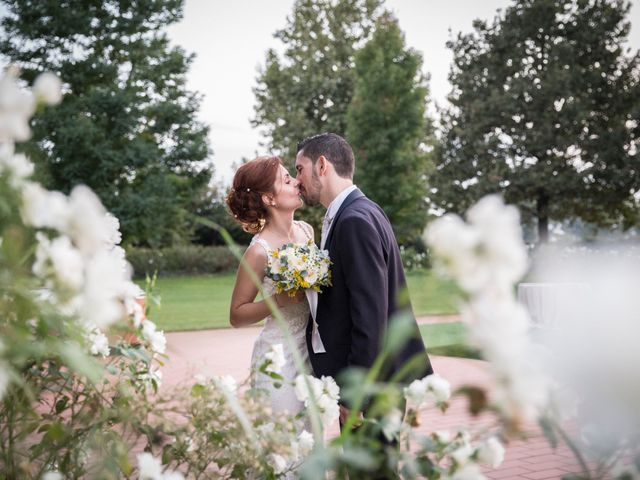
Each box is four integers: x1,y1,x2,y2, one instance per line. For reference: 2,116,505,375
160,318,580,480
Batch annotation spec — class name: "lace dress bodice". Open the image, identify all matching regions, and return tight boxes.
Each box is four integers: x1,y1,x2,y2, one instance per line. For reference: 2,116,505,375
252,238,310,339
248,222,313,421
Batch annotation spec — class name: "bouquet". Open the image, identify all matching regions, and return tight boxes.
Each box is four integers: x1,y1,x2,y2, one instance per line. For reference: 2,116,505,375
266,241,331,296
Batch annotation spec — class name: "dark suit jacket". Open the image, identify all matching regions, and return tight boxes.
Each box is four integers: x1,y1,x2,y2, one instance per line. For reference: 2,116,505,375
306,188,433,388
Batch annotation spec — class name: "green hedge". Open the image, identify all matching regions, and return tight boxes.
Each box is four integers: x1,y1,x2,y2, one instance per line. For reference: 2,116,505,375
126,245,244,278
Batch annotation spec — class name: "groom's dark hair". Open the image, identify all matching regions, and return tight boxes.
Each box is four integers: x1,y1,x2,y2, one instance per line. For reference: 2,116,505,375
297,133,355,179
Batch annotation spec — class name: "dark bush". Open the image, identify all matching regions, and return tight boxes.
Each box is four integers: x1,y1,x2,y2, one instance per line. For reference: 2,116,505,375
126,245,244,278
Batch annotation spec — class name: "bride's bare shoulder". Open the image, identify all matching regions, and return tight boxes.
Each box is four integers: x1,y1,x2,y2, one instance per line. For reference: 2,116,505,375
243,242,269,264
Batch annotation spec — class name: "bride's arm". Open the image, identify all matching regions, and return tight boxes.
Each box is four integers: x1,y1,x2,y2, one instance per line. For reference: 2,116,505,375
229,244,296,327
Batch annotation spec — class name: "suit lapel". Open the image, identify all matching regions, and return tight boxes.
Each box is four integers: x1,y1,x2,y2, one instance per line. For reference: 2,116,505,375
324,188,365,249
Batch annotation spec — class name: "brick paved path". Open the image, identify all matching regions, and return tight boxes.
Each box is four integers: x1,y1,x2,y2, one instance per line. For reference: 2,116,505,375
160,321,581,480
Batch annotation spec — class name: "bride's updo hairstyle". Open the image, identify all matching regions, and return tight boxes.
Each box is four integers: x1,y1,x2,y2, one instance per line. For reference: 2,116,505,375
226,156,283,234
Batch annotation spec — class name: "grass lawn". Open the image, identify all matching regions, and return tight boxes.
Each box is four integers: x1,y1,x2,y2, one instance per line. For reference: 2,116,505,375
143,269,461,332
420,322,480,360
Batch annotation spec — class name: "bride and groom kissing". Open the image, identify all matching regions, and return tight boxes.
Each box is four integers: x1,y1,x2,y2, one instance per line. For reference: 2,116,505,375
226,133,433,457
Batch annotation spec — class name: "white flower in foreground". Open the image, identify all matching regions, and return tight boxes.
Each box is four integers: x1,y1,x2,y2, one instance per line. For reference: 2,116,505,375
425,373,451,403
424,195,527,295
476,436,505,468
161,472,184,480
381,408,403,441
451,463,487,480
33,234,84,291
214,374,238,394
269,453,288,475
295,374,340,425
137,452,162,479
42,472,63,480
0,151,33,186
105,212,123,245
404,378,428,407
0,360,10,400
297,430,314,456
264,343,286,375
33,72,62,105
140,368,162,389
451,442,474,466
87,327,110,357
80,250,130,328
434,430,453,443
141,320,167,355
67,185,117,254
21,182,70,232
193,374,207,385
0,67,36,142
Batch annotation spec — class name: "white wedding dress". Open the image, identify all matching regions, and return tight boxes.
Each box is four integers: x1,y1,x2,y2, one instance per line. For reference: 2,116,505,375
249,225,312,421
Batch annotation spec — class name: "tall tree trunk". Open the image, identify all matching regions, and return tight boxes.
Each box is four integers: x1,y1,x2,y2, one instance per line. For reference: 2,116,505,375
537,191,549,243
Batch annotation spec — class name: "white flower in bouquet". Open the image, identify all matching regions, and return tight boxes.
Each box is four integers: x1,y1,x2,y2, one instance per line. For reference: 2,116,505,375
0,67,35,143
266,241,331,296
141,319,167,355
264,343,286,375
476,436,505,468
32,72,62,105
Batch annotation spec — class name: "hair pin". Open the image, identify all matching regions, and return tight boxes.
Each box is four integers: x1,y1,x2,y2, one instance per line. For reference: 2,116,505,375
246,188,251,192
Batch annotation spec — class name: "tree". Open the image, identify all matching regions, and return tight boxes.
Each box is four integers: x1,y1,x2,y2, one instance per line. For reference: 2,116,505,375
346,13,434,245
253,0,382,159
0,0,212,247
253,0,382,233
431,0,640,242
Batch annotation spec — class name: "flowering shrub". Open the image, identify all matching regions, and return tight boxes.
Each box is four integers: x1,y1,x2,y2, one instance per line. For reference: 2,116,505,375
399,245,430,271
0,67,175,478
0,68,315,479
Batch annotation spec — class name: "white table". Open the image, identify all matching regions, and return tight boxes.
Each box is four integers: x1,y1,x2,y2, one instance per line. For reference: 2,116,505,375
517,282,589,327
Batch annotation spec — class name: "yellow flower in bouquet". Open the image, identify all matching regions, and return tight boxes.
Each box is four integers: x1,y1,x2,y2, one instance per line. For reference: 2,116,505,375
266,240,331,296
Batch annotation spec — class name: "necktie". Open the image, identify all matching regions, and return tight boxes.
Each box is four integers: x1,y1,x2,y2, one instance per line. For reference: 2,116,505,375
320,212,332,249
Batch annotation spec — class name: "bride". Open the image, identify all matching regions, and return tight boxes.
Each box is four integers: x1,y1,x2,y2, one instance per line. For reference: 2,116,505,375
226,156,313,419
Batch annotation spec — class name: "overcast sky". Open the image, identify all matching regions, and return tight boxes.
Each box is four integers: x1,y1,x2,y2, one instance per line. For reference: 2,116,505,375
168,0,640,184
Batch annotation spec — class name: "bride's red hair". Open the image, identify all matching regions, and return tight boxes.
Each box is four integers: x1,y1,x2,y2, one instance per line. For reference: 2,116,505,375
226,156,282,234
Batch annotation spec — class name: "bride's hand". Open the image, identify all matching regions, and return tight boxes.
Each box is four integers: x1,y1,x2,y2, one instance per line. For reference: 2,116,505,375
274,291,305,307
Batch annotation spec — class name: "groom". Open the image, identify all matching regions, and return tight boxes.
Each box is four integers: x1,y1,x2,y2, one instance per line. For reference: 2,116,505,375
295,133,433,417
